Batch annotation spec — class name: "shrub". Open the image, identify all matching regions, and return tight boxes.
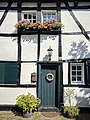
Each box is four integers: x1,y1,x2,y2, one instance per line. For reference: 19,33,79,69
64,88,80,118
16,93,41,113
64,106,80,118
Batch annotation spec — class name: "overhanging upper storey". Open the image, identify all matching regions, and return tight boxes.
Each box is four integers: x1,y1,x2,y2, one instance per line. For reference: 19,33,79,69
0,0,89,35
0,0,90,2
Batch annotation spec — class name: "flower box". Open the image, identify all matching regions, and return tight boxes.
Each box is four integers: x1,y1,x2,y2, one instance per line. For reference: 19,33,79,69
15,20,64,32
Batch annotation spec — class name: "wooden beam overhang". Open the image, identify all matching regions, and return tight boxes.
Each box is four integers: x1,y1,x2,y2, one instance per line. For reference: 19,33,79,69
0,2,89,11
0,6,90,11
0,0,90,2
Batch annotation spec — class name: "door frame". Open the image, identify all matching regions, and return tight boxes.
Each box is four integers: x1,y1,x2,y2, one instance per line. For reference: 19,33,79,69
37,62,63,109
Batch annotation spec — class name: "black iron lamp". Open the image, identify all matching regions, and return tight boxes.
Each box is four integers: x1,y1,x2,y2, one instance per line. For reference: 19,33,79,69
47,46,53,61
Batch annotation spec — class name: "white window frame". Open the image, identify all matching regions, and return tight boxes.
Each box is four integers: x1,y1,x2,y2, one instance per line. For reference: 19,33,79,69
70,63,85,85
41,10,57,22
21,11,37,23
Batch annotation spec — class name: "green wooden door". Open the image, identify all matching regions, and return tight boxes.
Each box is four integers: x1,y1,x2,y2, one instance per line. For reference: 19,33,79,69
38,64,59,107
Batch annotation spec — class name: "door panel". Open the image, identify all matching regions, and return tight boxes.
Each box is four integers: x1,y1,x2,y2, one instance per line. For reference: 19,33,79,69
39,64,58,107
41,67,56,106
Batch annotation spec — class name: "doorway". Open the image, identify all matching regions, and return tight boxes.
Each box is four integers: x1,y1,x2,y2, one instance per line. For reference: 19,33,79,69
37,63,62,109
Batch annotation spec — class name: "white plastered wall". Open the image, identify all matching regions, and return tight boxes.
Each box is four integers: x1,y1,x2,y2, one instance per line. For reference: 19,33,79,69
0,87,36,105
63,63,68,85
0,37,18,61
61,9,90,84
62,35,90,60
22,2,37,7
0,2,17,7
39,35,59,61
21,35,38,61
0,10,17,33
61,8,90,107
64,87,90,107
0,4,37,105
41,3,56,7
61,10,80,33
20,63,37,84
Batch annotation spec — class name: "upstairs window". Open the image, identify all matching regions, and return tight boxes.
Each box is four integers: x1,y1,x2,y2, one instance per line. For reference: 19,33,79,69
70,63,84,85
42,11,57,22
22,11,37,23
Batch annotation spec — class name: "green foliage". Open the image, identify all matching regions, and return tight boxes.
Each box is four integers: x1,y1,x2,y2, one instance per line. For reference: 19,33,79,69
15,20,63,31
16,93,41,113
64,88,74,106
64,106,80,118
64,88,80,118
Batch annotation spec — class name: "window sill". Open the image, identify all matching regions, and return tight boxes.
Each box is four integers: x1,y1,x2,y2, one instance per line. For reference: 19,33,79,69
71,83,85,85
19,29,61,35
63,84,90,88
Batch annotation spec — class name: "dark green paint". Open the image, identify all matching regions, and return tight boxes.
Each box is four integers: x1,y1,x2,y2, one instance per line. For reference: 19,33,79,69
0,63,18,84
41,66,56,106
0,63,5,84
38,63,61,108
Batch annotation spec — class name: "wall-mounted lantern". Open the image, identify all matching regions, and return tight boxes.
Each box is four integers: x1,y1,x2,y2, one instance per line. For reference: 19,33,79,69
31,72,37,82
47,46,53,61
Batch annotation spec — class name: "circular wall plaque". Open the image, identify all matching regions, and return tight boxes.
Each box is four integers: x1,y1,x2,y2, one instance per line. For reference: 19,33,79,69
46,73,54,81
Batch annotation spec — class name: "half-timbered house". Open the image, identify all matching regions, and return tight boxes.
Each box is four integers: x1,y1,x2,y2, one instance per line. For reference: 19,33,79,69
0,0,90,110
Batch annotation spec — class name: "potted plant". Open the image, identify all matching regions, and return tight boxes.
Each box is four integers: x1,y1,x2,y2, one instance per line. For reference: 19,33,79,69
16,93,41,118
64,88,80,119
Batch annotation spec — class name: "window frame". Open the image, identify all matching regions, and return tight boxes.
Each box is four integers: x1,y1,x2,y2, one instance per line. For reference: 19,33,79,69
41,10,57,22
70,63,85,85
21,11,37,23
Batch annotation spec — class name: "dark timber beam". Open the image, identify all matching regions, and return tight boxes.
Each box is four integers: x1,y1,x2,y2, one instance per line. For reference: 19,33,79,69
74,0,78,7
0,1,12,26
17,0,21,21
64,1,90,41
56,1,62,58
0,0,90,2
37,1,41,61
17,0,21,85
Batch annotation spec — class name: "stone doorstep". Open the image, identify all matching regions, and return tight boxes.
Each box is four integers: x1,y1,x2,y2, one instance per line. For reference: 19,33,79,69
38,107,60,112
